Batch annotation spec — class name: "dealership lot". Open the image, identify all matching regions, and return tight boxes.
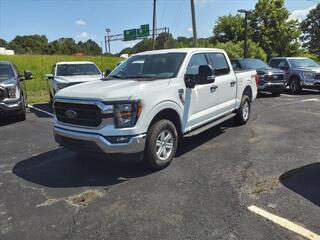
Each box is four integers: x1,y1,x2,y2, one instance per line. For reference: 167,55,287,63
1,90,320,240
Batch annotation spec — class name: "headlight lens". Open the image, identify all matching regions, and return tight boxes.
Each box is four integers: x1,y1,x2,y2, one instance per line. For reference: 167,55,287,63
56,82,69,90
114,101,142,128
302,71,315,80
6,86,19,99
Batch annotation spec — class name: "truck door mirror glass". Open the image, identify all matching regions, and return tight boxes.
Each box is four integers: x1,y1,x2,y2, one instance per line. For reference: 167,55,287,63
24,70,33,80
198,65,215,84
104,68,112,78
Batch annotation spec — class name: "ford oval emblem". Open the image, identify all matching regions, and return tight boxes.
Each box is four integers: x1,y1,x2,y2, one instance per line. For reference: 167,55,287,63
65,110,77,119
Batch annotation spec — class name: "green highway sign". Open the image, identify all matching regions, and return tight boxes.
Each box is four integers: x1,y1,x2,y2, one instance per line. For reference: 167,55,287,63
124,24,150,41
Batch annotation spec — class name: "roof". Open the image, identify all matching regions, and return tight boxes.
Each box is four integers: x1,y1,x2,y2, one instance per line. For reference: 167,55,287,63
135,48,225,55
56,61,95,65
0,61,12,65
270,57,309,60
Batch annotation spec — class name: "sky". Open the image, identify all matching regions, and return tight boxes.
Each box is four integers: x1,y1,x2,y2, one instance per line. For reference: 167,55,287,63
0,0,318,54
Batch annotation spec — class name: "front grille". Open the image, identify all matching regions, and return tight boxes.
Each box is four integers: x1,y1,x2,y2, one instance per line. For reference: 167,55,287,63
266,74,285,81
54,102,102,127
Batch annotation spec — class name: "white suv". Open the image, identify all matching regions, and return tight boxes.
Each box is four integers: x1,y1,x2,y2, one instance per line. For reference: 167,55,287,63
53,48,258,170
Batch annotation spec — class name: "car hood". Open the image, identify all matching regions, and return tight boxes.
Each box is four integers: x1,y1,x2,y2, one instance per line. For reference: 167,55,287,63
55,79,171,101
293,67,320,73
55,75,102,83
0,78,17,87
256,68,284,75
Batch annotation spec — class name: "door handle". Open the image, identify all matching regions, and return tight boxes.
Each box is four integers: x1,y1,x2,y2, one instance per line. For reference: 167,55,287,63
210,85,218,92
230,81,237,87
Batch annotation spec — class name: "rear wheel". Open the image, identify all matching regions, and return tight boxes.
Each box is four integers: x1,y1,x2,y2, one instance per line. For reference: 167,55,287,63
234,95,250,125
290,77,302,94
144,119,178,170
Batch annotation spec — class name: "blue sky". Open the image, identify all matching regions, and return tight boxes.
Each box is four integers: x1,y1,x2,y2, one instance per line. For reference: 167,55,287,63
0,0,318,53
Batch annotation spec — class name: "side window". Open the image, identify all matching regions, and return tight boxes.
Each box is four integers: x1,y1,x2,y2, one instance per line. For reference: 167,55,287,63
231,60,241,70
278,60,288,68
186,53,208,75
207,53,230,76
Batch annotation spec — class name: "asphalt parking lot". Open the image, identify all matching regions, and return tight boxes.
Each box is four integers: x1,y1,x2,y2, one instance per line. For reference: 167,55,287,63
1,90,320,240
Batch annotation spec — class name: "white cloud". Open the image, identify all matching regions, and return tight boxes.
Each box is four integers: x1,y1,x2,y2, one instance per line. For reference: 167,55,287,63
187,27,193,32
75,20,87,26
289,5,316,21
76,32,95,41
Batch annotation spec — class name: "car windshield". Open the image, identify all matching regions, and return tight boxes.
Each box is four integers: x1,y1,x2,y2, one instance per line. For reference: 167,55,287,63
241,59,269,69
0,64,15,82
289,58,319,68
107,53,186,80
57,64,101,76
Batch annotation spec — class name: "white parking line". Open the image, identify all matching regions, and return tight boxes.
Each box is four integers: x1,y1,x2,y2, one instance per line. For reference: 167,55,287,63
248,205,320,240
28,104,54,117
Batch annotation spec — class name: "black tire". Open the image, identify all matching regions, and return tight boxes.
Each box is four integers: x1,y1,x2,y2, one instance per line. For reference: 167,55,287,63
17,101,26,121
289,77,302,95
234,95,251,125
271,90,281,97
144,119,178,170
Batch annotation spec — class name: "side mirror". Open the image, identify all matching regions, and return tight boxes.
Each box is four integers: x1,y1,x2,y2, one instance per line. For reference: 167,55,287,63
45,74,54,80
24,71,33,80
184,75,196,88
104,68,112,78
198,65,215,84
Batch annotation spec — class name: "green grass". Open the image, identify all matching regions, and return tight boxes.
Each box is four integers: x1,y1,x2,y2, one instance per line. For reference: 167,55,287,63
0,55,122,103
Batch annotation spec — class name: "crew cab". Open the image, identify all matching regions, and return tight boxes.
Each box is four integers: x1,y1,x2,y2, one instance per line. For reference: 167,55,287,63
45,61,102,103
0,61,33,120
53,48,258,170
269,57,320,94
231,58,285,96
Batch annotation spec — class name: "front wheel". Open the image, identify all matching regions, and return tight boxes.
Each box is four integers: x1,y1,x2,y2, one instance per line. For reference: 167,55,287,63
234,95,251,125
290,77,302,95
17,100,26,121
144,119,178,170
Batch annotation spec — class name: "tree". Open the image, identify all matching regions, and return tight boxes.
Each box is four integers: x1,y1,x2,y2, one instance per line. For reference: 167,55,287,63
249,0,301,59
0,38,8,48
47,38,79,55
212,14,245,43
301,4,320,54
79,39,102,55
8,35,49,54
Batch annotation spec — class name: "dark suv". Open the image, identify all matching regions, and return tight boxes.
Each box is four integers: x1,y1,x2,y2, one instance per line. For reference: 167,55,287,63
0,61,33,120
231,58,286,96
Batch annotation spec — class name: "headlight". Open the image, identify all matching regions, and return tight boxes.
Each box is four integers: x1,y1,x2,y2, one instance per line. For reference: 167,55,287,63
6,86,19,99
114,101,142,128
302,71,315,80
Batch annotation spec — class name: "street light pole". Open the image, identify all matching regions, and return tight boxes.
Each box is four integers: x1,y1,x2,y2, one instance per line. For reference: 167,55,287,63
190,0,198,48
105,28,111,54
152,0,157,50
238,9,250,58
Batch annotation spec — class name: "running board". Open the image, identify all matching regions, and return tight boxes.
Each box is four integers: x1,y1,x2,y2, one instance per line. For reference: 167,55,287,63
183,113,236,137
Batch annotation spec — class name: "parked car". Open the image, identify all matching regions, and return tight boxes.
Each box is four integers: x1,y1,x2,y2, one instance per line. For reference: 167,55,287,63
231,58,286,96
53,48,258,170
0,61,33,120
269,57,320,94
45,61,103,103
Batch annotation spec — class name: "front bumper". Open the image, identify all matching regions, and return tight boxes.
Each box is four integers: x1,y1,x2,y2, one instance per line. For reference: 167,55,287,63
258,82,285,91
0,100,23,114
54,126,146,154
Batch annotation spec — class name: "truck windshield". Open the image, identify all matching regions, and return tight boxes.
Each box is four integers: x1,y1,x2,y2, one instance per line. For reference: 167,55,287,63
241,59,269,69
0,64,15,82
289,59,319,68
108,53,186,80
57,64,101,76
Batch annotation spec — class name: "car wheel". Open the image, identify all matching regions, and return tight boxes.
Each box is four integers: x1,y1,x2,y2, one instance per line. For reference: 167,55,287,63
144,119,178,170
17,100,26,121
234,95,250,125
290,77,302,94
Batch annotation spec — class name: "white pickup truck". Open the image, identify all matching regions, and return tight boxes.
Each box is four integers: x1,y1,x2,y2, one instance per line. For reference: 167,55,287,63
53,48,258,170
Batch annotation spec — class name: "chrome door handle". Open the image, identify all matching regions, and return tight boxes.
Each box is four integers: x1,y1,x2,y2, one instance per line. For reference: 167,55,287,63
210,85,218,92
230,81,237,87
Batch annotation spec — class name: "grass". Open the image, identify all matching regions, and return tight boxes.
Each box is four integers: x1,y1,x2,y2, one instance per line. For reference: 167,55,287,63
0,55,122,103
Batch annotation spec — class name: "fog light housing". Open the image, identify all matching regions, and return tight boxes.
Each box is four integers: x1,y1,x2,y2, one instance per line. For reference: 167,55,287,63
105,136,130,144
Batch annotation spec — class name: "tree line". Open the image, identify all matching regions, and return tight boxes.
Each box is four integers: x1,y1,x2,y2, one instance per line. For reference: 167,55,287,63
0,36,102,56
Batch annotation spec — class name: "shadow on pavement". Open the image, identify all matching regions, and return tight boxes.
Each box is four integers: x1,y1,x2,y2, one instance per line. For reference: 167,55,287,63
280,162,320,207
29,103,53,118
13,148,151,188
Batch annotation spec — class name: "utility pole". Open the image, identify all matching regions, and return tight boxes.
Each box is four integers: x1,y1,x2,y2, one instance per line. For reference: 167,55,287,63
152,0,157,50
190,0,198,48
105,28,111,54
238,9,250,58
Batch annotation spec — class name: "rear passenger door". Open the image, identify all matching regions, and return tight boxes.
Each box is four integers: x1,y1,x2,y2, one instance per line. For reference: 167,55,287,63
207,52,237,115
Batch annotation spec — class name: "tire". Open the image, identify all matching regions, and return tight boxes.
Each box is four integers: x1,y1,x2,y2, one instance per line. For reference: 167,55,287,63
17,101,26,121
289,77,302,94
144,119,178,170
271,90,281,97
234,95,251,125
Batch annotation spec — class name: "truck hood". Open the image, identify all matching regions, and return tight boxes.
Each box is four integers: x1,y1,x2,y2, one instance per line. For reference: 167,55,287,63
55,75,102,83
55,79,170,101
0,78,17,87
293,67,320,73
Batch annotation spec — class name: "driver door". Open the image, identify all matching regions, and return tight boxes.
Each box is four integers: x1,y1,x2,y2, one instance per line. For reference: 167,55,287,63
184,53,219,130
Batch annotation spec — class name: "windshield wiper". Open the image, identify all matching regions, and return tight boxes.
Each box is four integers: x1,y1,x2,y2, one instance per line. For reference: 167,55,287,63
108,74,123,79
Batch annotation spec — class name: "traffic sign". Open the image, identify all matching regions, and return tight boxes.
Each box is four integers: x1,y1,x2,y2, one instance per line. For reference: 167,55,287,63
124,29,137,41
137,24,150,38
